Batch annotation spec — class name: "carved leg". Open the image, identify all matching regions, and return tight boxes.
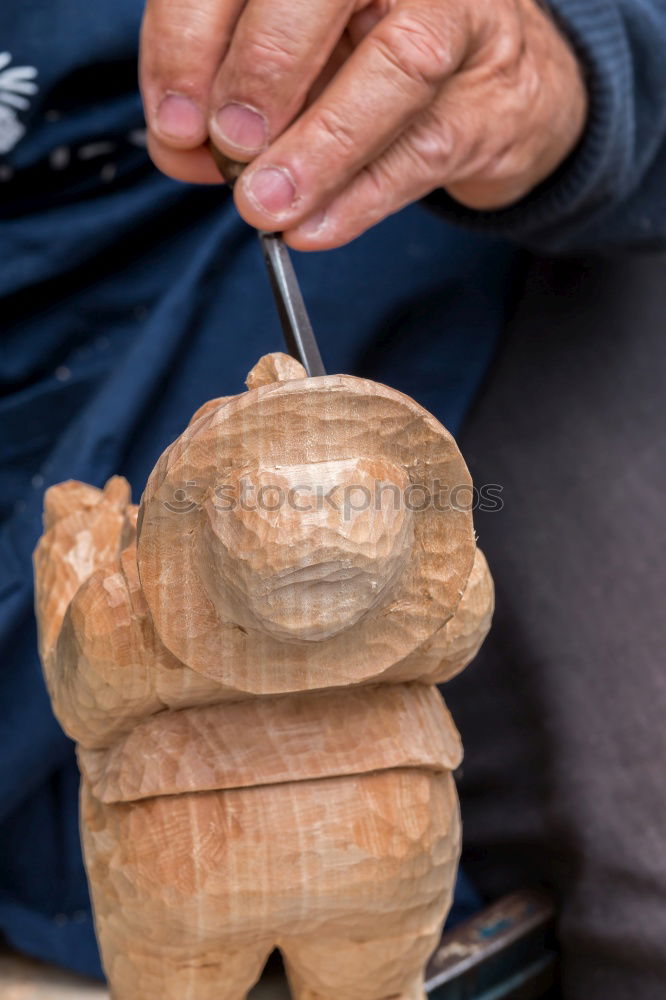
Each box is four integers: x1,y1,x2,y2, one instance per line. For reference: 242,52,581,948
277,769,459,1000
79,780,273,1000
103,939,271,1000
281,926,441,1000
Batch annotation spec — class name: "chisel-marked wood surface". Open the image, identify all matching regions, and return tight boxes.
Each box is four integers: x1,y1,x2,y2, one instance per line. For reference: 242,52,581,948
34,353,493,1000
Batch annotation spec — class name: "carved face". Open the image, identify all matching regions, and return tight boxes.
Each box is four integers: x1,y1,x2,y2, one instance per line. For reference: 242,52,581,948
200,457,414,642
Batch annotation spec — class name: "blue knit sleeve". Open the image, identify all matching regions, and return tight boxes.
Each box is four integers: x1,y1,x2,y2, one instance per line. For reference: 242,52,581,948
427,0,666,253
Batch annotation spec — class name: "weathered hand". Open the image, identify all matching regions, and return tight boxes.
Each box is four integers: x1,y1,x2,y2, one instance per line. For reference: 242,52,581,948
140,0,587,249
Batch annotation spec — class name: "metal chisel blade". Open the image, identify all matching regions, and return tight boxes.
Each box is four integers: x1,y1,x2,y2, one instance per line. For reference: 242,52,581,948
258,232,327,377
209,145,326,377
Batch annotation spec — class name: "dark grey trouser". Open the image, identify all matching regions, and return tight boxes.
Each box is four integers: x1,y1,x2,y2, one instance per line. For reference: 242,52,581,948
447,252,666,999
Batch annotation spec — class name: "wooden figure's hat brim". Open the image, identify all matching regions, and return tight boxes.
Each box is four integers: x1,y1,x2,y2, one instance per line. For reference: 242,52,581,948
137,374,476,695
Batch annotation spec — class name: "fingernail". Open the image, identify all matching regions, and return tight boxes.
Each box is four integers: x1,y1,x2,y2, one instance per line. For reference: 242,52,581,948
156,93,204,141
215,102,267,152
246,166,297,217
298,210,327,236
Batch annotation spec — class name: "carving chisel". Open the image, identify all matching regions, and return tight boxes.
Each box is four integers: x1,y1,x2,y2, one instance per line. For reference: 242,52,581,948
210,147,327,377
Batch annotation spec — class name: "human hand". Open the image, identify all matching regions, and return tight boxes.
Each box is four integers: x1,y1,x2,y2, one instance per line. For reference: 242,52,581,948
140,0,587,249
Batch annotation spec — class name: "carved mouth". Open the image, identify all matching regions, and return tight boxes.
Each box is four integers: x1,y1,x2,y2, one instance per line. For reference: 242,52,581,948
261,562,365,591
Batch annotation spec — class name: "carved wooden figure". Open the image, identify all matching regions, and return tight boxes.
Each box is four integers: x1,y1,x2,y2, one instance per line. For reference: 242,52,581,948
34,354,493,1000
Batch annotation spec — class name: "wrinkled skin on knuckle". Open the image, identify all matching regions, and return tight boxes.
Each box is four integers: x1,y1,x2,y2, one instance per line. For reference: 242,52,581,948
483,0,583,139
403,112,456,180
485,11,525,70
466,0,549,110
442,102,541,207
478,4,544,112
432,5,547,202
447,125,520,193
361,156,399,208
373,12,458,90
363,132,436,207
313,105,359,158
240,24,309,84
425,99,488,183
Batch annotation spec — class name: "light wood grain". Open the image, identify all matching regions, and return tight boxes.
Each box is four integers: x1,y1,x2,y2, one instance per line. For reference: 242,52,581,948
34,353,493,1000
137,370,477,693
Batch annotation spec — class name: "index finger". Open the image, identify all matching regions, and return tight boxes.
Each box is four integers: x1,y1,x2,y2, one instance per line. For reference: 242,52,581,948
234,1,470,227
